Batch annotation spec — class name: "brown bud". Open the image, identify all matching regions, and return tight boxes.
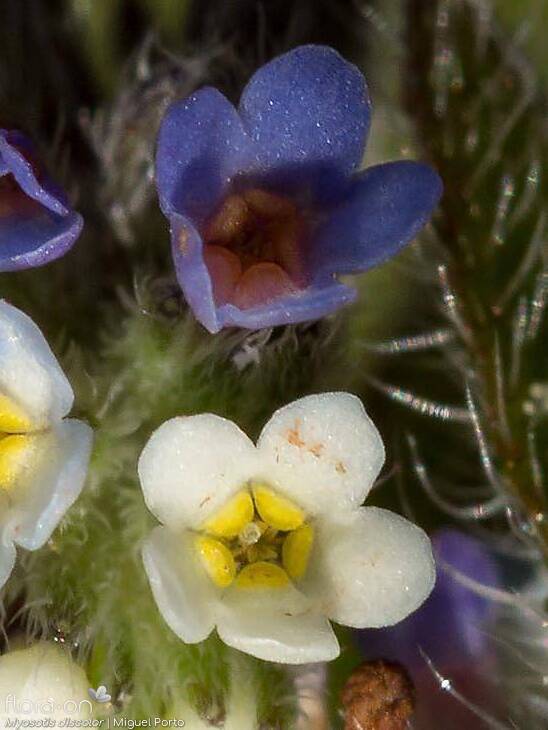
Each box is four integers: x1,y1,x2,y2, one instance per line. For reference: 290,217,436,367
341,660,415,730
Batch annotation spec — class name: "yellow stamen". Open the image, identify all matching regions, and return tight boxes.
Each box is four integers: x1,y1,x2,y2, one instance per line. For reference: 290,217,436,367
252,483,304,531
0,393,32,433
0,434,33,490
204,194,249,244
234,561,289,589
243,189,297,219
195,535,236,588
202,490,254,538
282,523,314,580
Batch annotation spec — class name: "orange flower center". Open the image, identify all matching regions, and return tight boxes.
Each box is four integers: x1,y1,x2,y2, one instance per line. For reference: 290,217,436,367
202,188,307,309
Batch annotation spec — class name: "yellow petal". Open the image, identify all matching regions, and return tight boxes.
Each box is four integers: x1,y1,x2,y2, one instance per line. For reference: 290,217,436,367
234,561,289,589
202,490,254,538
0,393,32,433
0,434,34,490
195,535,236,588
282,524,314,580
252,483,304,531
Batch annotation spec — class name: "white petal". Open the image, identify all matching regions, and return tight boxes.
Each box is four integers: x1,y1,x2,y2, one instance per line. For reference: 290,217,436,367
0,533,16,589
138,414,258,530
0,643,91,720
216,585,339,664
316,507,435,628
6,419,93,550
0,301,74,428
256,393,384,515
142,526,217,644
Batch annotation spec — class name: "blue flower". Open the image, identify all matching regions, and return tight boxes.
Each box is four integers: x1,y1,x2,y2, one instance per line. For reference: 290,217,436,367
0,130,83,271
156,45,442,333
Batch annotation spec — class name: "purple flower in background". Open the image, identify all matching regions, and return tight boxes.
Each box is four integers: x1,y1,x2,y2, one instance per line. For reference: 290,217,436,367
156,45,442,333
0,130,83,271
356,529,504,729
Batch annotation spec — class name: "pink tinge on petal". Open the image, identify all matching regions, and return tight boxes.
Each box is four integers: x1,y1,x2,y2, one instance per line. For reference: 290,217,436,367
203,244,242,305
233,262,298,310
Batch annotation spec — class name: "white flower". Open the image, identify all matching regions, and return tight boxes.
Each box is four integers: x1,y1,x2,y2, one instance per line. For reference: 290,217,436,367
0,643,92,720
0,300,93,588
139,393,435,664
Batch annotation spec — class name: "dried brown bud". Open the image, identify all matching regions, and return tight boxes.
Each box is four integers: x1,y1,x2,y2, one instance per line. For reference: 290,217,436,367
341,659,415,730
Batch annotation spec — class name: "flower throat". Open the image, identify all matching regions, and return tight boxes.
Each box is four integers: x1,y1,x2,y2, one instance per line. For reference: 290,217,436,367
201,188,307,309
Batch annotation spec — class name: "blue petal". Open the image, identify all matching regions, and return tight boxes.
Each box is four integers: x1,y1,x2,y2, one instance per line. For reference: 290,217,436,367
239,45,370,196
0,130,83,271
168,212,220,333
0,131,69,216
217,281,356,331
313,161,442,278
0,211,83,272
156,88,253,224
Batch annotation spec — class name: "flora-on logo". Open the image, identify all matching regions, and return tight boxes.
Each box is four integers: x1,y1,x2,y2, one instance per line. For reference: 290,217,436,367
88,685,111,703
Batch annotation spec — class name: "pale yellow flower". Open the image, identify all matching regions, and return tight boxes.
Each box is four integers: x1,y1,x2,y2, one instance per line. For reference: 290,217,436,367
139,393,435,663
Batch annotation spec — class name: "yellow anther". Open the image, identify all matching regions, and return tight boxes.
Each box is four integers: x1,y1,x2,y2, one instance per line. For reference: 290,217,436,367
234,561,290,589
0,434,33,490
204,194,250,244
243,189,297,219
0,393,32,433
252,483,304,531
282,523,314,580
195,535,236,588
202,490,254,538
